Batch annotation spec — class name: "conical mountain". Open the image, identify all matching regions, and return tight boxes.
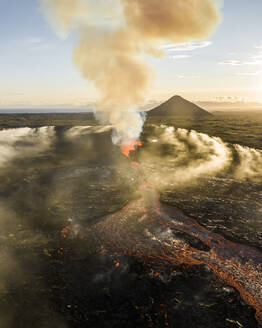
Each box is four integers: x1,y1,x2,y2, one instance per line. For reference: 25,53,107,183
148,95,212,119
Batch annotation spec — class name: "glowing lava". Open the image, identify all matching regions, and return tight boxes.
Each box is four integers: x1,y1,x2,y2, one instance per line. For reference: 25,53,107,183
121,140,142,159
63,185,262,325
61,144,262,326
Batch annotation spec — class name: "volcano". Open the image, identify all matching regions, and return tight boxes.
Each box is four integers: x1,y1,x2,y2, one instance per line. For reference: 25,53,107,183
148,95,213,119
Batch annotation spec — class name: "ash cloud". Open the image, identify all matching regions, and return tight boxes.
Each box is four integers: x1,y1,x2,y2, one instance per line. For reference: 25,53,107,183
122,0,220,43
40,0,220,144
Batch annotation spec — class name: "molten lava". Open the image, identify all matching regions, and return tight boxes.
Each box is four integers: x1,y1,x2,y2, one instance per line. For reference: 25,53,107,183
61,147,262,326
63,186,262,325
121,140,142,159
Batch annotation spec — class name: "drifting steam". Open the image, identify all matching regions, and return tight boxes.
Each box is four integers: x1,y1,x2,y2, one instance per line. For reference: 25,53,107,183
0,126,262,183
40,0,220,144
140,125,262,186
0,127,55,168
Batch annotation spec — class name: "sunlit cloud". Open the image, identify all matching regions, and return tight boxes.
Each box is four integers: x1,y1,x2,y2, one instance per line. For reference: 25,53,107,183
220,44,262,67
13,37,52,51
176,75,200,79
214,96,247,103
24,37,43,45
172,55,191,60
14,37,43,46
161,41,212,52
219,59,262,66
236,71,262,76
251,54,262,59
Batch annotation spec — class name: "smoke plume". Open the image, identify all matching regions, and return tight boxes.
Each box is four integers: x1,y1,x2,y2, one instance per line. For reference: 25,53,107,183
40,0,220,144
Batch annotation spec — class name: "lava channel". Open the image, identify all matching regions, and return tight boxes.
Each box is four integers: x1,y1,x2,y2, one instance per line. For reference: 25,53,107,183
62,149,262,325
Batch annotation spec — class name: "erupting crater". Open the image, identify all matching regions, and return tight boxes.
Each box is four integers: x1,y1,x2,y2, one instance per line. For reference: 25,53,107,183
121,140,142,166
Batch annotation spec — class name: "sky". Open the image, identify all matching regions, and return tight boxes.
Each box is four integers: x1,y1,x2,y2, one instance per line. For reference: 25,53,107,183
1,0,262,109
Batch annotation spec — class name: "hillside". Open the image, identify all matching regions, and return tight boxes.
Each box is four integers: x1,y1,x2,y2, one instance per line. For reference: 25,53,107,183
148,95,213,119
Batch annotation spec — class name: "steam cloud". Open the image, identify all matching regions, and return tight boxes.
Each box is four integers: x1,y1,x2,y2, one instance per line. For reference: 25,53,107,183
40,0,220,144
0,127,55,168
140,125,262,186
1,126,262,183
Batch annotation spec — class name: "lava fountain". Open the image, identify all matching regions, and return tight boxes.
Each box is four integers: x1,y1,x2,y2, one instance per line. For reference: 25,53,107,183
120,140,142,166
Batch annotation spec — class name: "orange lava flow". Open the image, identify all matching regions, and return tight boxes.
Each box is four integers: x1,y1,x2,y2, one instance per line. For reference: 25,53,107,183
60,155,262,326
61,186,262,326
120,140,142,159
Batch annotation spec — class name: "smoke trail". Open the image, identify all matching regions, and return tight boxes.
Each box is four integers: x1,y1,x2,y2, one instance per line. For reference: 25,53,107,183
40,0,221,144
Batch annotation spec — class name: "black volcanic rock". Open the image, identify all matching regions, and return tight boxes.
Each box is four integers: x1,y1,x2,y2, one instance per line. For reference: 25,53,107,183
148,95,212,119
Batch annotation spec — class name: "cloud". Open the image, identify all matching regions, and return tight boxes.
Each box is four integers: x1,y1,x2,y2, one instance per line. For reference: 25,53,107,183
29,43,52,52
14,37,52,52
172,55,191,60
15,37,43,46
236,71,262,76
24,37,43,45
161,41,212,52
176,75,199,79
221,45,262,67
214,96,246,102
251,54,262,59
219,59,262,66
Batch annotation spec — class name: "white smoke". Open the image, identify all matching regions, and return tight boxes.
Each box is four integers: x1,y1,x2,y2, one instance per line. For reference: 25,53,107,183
0,127,55,168
141,125,262,186
234,144,262,180
66,125,112,138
